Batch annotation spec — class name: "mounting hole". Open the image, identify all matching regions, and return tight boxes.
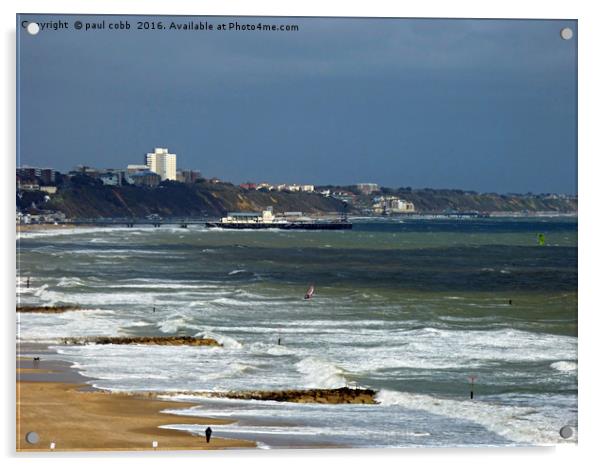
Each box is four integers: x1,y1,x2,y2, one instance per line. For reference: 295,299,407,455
560,27,573,40
25,431,39,444
26,22,40,35
559,425,573,439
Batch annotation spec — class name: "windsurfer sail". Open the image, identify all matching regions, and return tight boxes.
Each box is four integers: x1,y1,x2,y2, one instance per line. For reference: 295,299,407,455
304,285,315,300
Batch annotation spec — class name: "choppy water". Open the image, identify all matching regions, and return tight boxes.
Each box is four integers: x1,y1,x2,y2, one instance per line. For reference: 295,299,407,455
16,218,578,448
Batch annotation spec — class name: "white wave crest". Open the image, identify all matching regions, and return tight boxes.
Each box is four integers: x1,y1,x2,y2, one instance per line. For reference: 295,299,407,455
17,226,141,239
195,330,242,349
550,361,577,372
201,362,256,381
247,341,296,356
27,284,65,305
212,297,247,307
296,357,347,389
158,315,199,333
57,277,85,288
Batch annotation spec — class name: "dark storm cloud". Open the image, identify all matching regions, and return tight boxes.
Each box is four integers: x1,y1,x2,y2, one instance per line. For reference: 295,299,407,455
17,15,576,193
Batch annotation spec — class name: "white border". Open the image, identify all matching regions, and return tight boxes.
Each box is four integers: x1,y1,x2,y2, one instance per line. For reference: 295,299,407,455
3,1,599,466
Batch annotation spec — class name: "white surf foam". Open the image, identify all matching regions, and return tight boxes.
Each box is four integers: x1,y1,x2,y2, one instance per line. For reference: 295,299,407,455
296,357,347,388
212,297,250,307
550,361,577,372
57,277,85,288
376,389,574,445
158,315,200,333
195,330,242,349
17,226,144,239
18,309,123,342
27,283,65,305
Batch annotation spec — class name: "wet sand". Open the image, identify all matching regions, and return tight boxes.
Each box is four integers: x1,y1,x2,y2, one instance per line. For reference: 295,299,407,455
16,350,256,452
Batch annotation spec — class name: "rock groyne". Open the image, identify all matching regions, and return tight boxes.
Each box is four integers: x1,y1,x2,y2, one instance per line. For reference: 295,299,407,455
155,387,377,404
60,336,222,347
17,305,81,313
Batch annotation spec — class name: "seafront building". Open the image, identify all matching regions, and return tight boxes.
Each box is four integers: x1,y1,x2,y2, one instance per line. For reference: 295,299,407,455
127,164,149,174
99,171,123,186
176,169,201,184
70,165,101,178
273,184,315,192
17,166,58,185
17,183,41,192
356,183,380,194
130,170,161,187
372,196,415,214
256,182,274,191
237,182,315,192
145,147,177,181
331,191,355,203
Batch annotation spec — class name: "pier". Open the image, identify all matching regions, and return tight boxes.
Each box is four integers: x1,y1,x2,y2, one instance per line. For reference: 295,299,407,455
51,211,490,229
63,218,208,228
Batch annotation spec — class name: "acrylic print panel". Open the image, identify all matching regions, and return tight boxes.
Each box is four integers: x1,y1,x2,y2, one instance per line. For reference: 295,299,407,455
16,14,577,451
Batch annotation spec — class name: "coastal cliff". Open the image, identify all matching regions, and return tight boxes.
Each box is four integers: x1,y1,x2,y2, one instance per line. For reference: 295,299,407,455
17,178,577,219
20,179,346,219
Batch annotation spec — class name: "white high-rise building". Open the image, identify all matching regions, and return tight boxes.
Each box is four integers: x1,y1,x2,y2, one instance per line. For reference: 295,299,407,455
145,147,177,181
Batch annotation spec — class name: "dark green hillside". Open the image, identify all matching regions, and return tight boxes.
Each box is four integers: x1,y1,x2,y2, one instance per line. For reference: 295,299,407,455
332,187,577,214
23,180,346,219
17,178,577,219
390,188,577,213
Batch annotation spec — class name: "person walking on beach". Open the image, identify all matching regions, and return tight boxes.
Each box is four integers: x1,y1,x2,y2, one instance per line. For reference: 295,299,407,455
205,427,212,443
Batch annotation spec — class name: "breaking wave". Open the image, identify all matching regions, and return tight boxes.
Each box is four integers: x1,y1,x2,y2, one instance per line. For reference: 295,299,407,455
296,357,347,389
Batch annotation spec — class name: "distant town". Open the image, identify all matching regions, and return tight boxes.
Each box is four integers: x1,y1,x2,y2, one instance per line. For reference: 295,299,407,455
16,147,577,224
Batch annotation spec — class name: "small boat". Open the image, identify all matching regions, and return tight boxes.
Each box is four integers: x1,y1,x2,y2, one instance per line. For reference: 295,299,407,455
304,285,315,300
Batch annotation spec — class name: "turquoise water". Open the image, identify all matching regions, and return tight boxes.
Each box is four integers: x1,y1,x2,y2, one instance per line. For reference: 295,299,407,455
17,217,577,447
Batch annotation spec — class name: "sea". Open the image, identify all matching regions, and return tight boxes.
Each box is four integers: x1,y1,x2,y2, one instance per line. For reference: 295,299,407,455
16,217,578,448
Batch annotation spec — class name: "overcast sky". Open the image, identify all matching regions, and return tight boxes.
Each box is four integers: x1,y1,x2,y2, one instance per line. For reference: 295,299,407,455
17,15,577,193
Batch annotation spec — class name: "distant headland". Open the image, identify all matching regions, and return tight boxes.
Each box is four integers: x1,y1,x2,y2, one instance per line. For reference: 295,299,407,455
16,158,577,223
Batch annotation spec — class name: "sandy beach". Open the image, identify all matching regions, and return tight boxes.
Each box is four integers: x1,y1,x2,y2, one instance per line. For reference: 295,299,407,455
16,352,255,452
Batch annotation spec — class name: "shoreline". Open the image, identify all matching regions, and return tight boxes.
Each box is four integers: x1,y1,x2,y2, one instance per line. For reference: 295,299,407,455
17,223,92,233
15,211,579,235
16,345,256,452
